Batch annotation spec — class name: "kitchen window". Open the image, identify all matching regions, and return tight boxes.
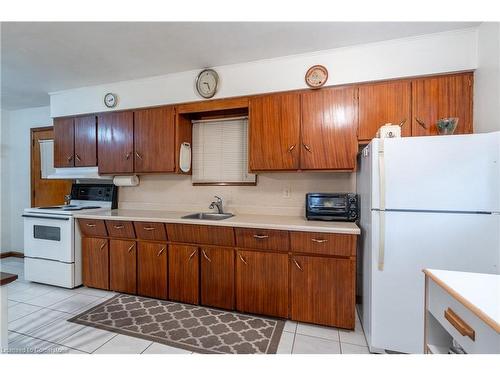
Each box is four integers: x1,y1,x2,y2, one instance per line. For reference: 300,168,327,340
191,117,256,185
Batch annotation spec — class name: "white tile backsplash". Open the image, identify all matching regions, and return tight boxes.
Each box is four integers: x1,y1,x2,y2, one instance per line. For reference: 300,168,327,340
119,172,355,216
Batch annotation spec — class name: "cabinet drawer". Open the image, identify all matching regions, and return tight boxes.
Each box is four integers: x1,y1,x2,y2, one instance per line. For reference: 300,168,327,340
427,279,499,354
78,219,108,237
105,220,136,239
235,228,289,251
166,224,234,246
134,221,168,241
290,232,356,257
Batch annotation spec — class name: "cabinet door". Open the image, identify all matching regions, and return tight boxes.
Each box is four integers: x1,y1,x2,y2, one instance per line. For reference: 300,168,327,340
249,93,301,171
53,117,75,167
358,80,411,141
301,86,358,170
98,111,134,174
290,255,355,329
200,247,234,310
74,115,97,167
134,106,175,173
109,239,137,294
137,242,168,299
412,73,473,136
235,250,288,318
82,237,109,290
168,244,199,304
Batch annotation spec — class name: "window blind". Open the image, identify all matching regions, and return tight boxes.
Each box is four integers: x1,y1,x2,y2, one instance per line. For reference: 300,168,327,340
192,117,256,184
39,139,55,179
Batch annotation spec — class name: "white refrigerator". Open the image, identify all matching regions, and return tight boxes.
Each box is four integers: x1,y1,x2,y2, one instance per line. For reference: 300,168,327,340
357,132,500,354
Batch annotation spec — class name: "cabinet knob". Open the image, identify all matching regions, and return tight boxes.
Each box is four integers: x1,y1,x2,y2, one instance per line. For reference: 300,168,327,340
311,238,328,243
86,223,96,228
292,258,303,271
99,242,107,250
399,119,407,128
415,117,428,129
302,143,312,152
253,234,269,239
188,249,197,261
127,244,135,253
125,152,131,160
287,144,296,153
143,227,155,231
135,151,143,160
114,225,125,229
67,155,73,162
157,247,166,257
238,253,248,265
201,249,212,262
75,154,82,162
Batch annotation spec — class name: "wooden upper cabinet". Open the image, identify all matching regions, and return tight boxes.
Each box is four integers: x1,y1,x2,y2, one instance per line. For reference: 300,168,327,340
358,80,411,141
412,72,473,136
249,93,301,171
98,111,134,174
74,115,97,167
53,117,75,167
134,106,176,173
300,86,358,170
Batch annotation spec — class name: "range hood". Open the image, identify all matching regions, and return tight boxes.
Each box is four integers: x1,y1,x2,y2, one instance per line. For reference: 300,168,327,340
47,167,112,180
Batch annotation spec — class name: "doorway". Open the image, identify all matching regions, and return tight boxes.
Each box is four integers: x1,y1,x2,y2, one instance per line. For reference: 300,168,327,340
31,127,72,207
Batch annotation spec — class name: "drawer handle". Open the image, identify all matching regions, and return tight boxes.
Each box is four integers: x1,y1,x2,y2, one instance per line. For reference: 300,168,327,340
135,151,143,160
188,249,197,261
287,144,296,153
157,247,165,257
114,225,125,229
127,244,135,253
415,117,428,130
99,242,107,250
311,238,328,243
86,223,96,228
238,254,248,265
75,154,82,162
292,258,303,271
303,143,312,153
444,308,475,341
253,234,269,239
201,249,211,262
143,227,156,231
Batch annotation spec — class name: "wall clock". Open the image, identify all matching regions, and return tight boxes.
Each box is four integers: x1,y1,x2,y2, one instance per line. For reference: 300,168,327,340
104,93,118,108
196,69,219,99
305,65,328,89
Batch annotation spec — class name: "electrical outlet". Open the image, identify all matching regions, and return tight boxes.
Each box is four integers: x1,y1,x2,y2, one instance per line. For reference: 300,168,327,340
282,185,291,198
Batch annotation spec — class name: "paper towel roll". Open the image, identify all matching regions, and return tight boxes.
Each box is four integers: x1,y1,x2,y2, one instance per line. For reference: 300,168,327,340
113,175,140,187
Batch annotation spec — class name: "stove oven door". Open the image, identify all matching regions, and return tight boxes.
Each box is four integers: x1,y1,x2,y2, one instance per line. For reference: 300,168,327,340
23,213,74,263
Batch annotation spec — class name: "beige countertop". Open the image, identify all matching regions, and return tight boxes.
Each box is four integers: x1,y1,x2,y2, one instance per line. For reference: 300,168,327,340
74,209,360,235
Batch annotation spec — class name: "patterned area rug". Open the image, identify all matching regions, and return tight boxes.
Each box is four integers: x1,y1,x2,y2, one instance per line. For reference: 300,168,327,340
69,294,284,354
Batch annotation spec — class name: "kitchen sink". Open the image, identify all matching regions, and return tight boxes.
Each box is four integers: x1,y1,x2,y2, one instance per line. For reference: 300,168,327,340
181,212,234,221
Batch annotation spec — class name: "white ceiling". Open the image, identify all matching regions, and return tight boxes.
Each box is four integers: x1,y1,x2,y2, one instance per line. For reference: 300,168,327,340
1,22,479,110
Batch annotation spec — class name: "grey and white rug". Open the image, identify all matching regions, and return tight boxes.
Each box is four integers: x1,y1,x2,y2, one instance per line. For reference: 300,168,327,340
69,294,284,354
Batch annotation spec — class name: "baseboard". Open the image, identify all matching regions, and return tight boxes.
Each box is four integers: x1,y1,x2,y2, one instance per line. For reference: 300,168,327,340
0,251,24,259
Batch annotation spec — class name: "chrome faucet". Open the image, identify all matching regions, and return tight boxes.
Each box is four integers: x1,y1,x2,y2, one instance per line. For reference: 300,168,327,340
209,196,224,214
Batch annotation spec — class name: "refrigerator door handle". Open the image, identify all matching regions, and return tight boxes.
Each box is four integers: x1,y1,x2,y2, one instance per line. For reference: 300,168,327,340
378,139,386,271
378,210,385,271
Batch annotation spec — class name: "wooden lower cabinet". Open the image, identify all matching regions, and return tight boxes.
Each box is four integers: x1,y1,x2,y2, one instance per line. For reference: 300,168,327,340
137,242,168,299
82,237,109,290
168,244,199,305
200,247,234,310
109,239,137,294
290,255,355,329
235,250,289,318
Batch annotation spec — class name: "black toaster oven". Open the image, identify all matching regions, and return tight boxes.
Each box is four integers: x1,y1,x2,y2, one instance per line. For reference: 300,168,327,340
306,193,358,222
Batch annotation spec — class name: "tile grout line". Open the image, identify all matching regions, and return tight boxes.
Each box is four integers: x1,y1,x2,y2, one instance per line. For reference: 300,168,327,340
88,332,119,354
140,341,154,354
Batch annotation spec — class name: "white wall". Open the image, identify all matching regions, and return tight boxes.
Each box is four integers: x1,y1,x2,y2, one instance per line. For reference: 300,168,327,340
50,28,478,117
474,23,500,132
0,106,52,253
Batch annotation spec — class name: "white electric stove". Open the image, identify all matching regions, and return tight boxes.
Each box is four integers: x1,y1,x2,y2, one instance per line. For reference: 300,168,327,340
23,184,117,288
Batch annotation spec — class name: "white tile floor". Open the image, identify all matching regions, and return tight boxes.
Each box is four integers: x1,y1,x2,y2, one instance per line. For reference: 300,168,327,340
2,257,370,354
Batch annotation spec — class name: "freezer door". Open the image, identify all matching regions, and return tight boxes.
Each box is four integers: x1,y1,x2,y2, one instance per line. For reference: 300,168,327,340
368,210,499,354
382,132,500,212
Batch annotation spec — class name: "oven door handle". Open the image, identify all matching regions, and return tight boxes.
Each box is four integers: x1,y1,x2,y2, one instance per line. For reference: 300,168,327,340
22,214,70,221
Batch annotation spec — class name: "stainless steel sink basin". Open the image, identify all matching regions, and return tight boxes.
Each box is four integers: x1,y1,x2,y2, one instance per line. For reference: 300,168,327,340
181,212,234,221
